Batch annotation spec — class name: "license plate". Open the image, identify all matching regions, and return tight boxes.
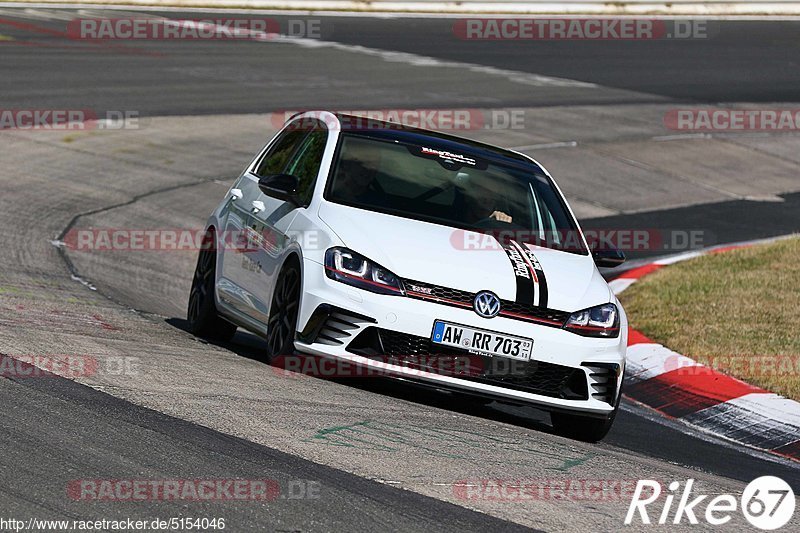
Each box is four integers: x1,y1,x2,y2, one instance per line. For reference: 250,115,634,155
431,321,533,361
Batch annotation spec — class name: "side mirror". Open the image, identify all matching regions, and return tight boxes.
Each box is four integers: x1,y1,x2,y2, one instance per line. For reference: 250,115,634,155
592,247,626,268
258,174,300,205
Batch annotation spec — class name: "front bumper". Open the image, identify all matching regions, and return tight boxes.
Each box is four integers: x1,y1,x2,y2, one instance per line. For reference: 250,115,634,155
295,258,626,417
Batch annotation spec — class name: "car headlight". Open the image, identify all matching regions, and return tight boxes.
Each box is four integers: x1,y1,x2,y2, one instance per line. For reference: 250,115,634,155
324,247,405,296
564,303,620,338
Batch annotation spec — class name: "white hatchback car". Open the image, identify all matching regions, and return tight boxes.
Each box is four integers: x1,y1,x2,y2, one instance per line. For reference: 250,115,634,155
189,111,628,441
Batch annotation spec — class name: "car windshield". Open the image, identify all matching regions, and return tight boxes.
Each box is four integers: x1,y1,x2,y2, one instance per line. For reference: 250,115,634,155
325,134,587,254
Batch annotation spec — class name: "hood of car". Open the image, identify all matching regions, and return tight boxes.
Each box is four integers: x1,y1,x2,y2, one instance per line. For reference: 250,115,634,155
318,202,611,312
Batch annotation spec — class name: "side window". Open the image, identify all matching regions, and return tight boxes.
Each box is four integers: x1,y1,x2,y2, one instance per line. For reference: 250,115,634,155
254,127,307,178
284,127,328,207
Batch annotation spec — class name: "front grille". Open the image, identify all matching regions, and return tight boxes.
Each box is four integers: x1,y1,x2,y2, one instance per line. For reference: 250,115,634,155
402,278,570,328
348,327,588,400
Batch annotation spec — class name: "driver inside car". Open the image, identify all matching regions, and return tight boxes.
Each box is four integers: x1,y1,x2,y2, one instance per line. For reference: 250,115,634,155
334,141,388,206
461,174,513,225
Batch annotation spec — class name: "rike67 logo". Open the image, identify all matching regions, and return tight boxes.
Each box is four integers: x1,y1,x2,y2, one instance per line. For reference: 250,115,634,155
626,477,795,530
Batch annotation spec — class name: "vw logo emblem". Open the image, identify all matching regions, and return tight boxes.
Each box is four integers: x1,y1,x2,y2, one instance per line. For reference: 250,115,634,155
473,291,501,318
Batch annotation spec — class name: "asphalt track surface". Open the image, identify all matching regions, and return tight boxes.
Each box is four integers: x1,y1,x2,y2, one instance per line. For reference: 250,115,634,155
2,12,800,109
0,7,799,532
1,361,535,532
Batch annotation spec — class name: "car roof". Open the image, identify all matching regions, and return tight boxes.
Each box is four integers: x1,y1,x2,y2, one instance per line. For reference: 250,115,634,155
304,112,542,171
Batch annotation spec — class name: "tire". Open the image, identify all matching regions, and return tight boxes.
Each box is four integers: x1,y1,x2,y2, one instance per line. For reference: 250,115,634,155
551,384,623,442
265,259,301,362
187,231,237,342
551,409,617,442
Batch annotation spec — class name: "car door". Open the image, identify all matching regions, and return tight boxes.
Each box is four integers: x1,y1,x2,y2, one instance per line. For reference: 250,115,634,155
242,121,329,326
217,124,309,320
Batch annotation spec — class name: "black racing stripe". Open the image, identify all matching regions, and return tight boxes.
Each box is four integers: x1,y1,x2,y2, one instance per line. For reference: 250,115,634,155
534,265,548,308
510,240,549,309
502,244,535,304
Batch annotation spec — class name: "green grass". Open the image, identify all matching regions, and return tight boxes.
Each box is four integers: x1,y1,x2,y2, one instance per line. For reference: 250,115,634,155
619,236,800,400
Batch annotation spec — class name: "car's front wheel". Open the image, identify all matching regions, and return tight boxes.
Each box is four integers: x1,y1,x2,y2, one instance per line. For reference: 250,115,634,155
187,231,237,342
551,385,622,442
265,258,301,362
551,409,617,442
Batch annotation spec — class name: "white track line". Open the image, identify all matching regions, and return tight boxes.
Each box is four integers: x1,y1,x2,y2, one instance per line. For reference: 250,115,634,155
4,6,601,89
269,36,598,88
5,3,800,19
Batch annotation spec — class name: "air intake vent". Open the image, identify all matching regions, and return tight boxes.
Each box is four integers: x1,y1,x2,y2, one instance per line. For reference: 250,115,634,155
583,363,620,405
297,305,376,346
316,311,363,345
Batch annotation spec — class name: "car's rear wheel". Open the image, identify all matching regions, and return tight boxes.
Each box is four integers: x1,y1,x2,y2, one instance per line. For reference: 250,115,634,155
265,259,301,362
187,231,237,342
